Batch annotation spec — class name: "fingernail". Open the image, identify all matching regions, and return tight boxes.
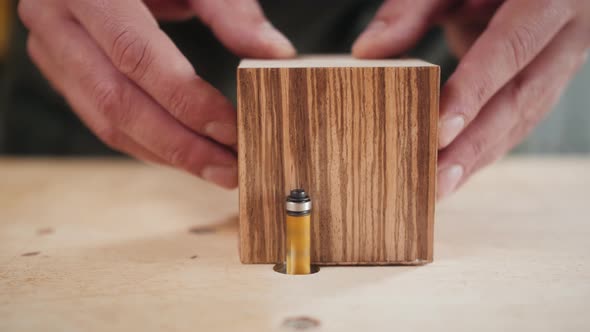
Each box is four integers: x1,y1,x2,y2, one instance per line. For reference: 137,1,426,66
259,22,296,58
437,165,464,200
204,122,237,146
202,166,238,189
438,115,464,148
363,20,387,35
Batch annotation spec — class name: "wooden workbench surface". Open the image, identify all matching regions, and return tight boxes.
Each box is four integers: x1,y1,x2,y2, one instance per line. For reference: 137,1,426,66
1,157,589,331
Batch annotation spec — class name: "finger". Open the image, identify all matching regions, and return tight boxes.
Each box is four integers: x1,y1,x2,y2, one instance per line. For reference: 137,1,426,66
29,13,238,188
352,0,452,58
189,0,296,58
467,53,588,179
437,26,587,200
27,35,166,165
438,0,575,148
67,0,238,147
26,35,65,94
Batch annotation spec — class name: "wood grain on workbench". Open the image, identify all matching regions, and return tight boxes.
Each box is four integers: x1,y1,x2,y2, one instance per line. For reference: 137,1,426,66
238,55,440,265
0,157,589,332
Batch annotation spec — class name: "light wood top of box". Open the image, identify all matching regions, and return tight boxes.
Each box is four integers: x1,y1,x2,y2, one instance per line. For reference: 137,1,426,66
239,55,437,68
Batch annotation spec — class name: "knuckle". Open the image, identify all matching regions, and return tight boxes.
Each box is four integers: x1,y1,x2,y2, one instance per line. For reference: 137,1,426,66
509,74,546,120
167,88,194,119
504,24,537,70
469,72,495,116
518,101,549,128
91,80,124,120
111,28,153,78
165,144,192,168
449,63,496,117
472,84,489,112
467,135,488,159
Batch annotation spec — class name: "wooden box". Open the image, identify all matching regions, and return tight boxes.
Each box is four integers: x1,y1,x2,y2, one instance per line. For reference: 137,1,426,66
237,55,439,265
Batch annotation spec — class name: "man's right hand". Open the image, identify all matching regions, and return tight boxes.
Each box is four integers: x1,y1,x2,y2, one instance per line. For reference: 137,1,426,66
18,0,296,188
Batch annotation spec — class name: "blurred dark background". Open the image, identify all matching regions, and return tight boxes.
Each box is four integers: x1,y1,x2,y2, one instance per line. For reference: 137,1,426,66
1,0,588,157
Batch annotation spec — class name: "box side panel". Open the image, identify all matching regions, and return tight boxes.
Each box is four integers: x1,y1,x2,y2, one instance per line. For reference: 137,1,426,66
302,66,415,263
381,66,439,263
237,68,287,263
237,68,254,263
425,66,440,261
238,65,438,264
412,66,439,262
237,68,247,263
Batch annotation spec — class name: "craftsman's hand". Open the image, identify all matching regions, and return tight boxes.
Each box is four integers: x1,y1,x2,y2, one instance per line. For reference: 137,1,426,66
353,0,590,199
19,0,295,189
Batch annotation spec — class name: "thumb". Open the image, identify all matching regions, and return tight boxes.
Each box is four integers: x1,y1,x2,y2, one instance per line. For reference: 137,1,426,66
352,0,452,58
189,0,296,58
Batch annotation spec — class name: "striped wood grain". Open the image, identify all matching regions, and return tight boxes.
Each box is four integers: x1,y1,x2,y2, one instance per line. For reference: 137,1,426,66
238,57,439,264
